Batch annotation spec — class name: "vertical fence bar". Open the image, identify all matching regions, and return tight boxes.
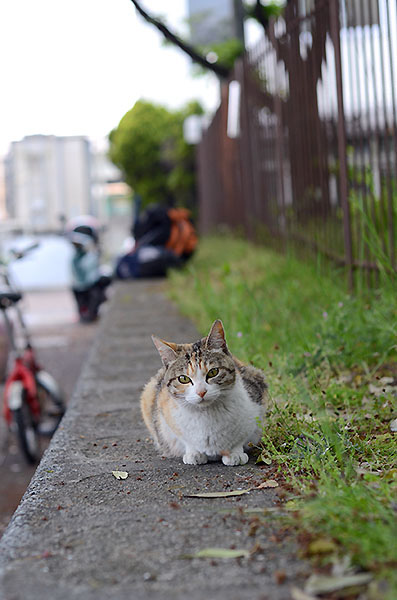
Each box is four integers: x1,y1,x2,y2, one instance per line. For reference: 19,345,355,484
271,19,287,244
330,0,354,291
351,0,372,286
195,0,394,289
238,56,256,240
385,0,397,269
361,0,377,286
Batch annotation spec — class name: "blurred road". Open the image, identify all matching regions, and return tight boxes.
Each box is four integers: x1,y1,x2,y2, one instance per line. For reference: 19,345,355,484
0,289,99,538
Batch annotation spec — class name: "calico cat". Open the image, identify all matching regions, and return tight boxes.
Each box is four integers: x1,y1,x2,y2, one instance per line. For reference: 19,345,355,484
140,320,267,466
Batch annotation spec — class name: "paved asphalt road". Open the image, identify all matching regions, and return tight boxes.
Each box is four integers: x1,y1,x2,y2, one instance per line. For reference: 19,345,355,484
0,288,100,538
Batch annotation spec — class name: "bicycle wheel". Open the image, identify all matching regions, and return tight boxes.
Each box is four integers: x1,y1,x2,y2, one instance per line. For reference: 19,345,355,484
0,412,10,466
9,383,40,464
36,370,65,436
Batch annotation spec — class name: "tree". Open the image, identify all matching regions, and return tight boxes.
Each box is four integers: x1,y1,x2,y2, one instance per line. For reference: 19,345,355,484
108,100,203,209
129,0,284,78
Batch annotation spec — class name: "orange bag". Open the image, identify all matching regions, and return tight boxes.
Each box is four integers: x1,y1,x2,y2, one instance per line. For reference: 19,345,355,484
166,208,198,257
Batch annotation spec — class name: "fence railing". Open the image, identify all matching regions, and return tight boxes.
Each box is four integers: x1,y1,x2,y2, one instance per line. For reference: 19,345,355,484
197,0,397,289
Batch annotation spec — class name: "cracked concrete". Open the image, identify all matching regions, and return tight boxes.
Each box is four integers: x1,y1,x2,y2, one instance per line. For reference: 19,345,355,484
0,280,307,600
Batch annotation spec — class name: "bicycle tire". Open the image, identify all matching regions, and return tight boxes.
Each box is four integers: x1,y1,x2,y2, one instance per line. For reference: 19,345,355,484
36,379,65,436
0,414,9,466
11,393,40,464
35,370,64,404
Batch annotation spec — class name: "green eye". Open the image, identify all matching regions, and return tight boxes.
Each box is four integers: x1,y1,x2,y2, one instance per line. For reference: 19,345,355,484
178,374,192,384
207,368,219,379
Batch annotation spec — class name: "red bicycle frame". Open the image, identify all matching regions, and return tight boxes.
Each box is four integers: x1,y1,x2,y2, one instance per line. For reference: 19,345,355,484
3,347,41,426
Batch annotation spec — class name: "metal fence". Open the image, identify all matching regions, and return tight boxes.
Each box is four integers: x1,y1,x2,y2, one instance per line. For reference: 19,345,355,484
197,0,397,289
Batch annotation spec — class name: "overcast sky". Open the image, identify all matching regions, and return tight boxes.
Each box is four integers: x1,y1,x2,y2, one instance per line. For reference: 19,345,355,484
0,0,223,156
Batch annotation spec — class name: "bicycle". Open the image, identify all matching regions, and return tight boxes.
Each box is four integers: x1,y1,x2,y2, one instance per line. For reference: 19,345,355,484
0,244,65,464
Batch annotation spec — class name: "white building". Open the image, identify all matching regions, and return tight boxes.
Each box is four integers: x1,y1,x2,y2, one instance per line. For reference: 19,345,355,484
188,0,244,47
90,140,130,221
0,158,6,220
5,135,92,232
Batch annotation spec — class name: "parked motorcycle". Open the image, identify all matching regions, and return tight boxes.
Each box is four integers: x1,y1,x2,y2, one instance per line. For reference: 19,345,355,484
65,217,111,322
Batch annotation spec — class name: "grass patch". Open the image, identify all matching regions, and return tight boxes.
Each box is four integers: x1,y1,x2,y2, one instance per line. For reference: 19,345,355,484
168,235,397,597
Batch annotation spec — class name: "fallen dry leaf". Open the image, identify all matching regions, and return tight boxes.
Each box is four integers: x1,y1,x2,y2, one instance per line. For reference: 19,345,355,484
112,471,129,480
305,573,373,595
184,489,249,498
193,548,250,559
290,587,317,600
369,383,395,397
256,479,279,489
185,480,281,498
308,538,338,555
274,569,287,584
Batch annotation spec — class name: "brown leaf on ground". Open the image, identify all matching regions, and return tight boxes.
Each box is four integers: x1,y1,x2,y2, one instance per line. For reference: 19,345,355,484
184,490,250,498
305,573,373,595
307,538,338,556
193,547,250,559
274,570,287,584
112,471,129,480
290,588,317,600
256,479,279,489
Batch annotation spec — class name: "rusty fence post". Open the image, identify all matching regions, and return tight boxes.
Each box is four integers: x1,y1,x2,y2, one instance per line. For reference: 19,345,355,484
330,0,354,291
236,57,256,240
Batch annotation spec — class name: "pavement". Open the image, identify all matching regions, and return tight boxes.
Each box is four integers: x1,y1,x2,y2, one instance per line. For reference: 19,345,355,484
0,280,308,600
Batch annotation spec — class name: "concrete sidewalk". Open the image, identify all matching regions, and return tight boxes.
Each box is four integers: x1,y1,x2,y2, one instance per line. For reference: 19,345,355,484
0,289,99,539
0,281,306,600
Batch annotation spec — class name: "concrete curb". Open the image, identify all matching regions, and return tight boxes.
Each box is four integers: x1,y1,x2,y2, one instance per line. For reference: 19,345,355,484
0,281,305,599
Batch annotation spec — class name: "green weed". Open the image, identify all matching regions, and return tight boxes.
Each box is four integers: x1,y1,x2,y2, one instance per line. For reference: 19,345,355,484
168,235,397,596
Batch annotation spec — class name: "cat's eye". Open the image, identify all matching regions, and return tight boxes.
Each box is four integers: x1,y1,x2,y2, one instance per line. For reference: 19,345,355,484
178,374,192,384
206,367,219,380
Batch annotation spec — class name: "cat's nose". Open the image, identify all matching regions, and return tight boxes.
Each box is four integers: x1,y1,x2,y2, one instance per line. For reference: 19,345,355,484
197,389,207,398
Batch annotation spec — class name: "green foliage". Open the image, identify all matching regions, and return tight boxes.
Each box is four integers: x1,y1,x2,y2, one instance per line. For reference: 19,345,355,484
191,2,285,76
301,479,397,574
168,235,397,595
192,38,245,77
244,0,285,24
108,99,203,207
209,38,245,69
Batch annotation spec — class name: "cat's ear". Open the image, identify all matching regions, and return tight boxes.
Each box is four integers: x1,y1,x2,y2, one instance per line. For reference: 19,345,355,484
152,335,178,367
206,319,228,352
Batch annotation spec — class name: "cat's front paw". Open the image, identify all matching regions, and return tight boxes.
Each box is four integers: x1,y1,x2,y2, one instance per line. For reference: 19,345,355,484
222,451,249,466
183,451,208,465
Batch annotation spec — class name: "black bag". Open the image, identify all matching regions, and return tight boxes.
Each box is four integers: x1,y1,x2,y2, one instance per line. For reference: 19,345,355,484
115,245,181,279
133,205,171,247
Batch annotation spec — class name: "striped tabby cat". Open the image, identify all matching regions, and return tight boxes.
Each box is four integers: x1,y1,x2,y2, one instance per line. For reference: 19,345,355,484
141,320,267,466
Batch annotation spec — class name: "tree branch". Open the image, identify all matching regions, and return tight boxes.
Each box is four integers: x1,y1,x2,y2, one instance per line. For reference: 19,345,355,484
129,0,231,79
252,0,271,30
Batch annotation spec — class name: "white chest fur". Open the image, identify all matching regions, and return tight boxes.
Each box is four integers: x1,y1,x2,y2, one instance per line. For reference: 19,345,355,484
170,377,262,456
